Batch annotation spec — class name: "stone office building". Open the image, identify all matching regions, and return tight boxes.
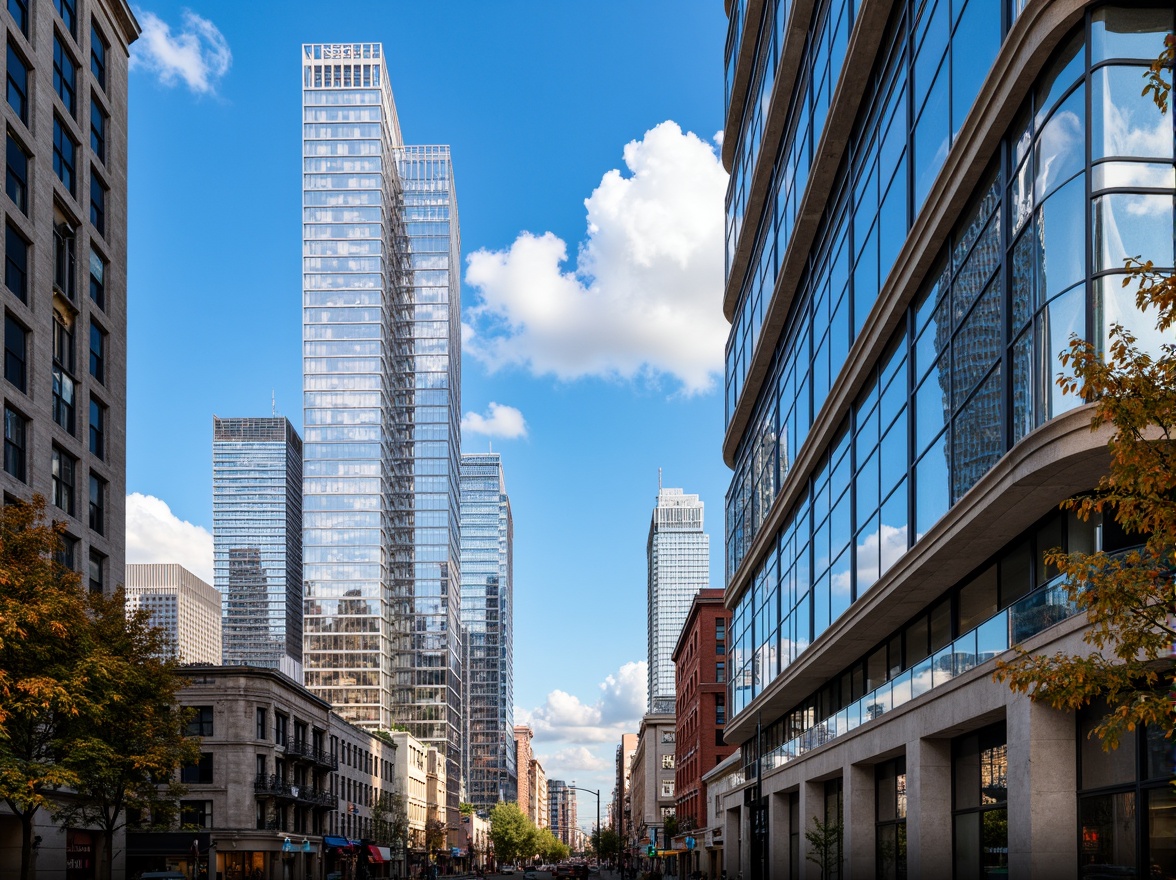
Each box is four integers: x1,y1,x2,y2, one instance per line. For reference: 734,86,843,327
717,0,1175,877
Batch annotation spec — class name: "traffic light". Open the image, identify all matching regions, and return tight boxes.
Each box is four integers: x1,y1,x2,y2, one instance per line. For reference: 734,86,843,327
647,845,656,857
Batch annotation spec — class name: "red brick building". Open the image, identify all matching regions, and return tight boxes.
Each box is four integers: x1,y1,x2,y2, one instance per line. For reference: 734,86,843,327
671,589,736,857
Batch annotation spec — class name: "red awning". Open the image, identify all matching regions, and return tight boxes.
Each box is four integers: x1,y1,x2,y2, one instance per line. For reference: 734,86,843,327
366,845,385,863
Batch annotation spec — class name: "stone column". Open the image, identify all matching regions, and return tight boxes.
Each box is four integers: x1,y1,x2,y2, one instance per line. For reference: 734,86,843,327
906,737,952,880
769,790,792,879
1007,695,1077,880
844,762,875,879
797,780,826,880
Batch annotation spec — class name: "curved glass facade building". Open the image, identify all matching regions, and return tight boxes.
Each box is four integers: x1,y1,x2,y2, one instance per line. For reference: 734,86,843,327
714,2,1174,877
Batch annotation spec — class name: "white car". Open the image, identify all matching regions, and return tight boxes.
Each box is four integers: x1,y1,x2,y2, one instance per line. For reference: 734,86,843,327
501,867,515,876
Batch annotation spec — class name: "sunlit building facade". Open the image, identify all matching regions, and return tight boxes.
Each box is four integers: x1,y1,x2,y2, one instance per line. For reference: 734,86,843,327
300,43,463,839
648,485,710,714
460,452,516,810
125,563,222,664
213,416,303,675
718,1,1175,878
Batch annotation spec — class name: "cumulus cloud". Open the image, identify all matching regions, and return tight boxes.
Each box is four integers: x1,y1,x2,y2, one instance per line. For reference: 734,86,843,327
465,121,729,395
462,402,528,439
536,746,609,774
520,660,647,745
125,492,214,584
131,9,231,95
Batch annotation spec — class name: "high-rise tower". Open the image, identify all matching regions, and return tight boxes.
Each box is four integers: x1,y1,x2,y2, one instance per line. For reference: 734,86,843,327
460,452,516,810
213,416,303,675
647,484,709,714
299,43,463,833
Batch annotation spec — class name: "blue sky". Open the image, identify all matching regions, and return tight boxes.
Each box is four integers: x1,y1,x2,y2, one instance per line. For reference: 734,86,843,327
125,1,729,819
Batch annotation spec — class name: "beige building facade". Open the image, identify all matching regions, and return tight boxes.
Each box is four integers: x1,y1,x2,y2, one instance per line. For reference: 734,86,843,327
513,724,533,820
529,757,548,830
629,713,676,860
125,563,222,664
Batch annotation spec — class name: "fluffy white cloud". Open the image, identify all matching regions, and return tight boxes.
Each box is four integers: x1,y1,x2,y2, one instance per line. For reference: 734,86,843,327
465,121,729,395
125,493,214,584
131,9,231,95
536,746,609,774
462,402,528,439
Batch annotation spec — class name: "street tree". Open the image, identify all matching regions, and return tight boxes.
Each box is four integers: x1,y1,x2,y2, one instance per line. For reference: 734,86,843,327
488,801,536,865
994,45,1175,750
55,589,200,880
372,790,408,850
0,498,92,880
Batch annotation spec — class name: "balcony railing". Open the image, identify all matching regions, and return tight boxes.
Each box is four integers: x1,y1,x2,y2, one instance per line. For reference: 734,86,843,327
255,774,338,810
285,739,339,770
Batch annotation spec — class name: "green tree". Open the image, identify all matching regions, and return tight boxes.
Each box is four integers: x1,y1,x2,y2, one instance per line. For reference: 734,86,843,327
460,801,475,815
804,815,843,880
489,801,536,865
994,40,1176,752
55,589,200,880
372,790,408,849
425,816,448,854
0,498,92,880
593,828,621,863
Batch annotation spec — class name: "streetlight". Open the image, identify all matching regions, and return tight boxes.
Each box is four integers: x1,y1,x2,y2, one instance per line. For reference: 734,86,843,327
567,783,600,863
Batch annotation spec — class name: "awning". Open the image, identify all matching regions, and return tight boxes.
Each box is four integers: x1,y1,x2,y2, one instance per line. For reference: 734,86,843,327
366,845,385,863
323,836,352,849
377,847,392,861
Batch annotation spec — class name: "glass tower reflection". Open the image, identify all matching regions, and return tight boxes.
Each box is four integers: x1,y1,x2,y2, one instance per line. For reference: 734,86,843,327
459,452,516,810
213,416,303,676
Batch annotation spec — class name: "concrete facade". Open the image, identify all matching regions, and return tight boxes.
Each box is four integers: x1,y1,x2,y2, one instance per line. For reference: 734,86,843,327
613,733,637,838
629,713,676,858
125,563,222,664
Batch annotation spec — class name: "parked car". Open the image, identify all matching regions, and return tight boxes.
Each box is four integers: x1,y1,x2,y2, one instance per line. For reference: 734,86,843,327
501,866,516,876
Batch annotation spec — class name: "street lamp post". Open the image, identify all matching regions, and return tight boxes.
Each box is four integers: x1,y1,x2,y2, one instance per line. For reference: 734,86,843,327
567,784,601,863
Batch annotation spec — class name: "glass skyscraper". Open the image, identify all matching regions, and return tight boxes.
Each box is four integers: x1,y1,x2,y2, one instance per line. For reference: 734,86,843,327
647,484,710,714
459,452,516,810
213,417,303,676
300,44,463,831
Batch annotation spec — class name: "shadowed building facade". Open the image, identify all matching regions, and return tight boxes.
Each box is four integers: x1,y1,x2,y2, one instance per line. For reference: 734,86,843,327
717,0,1175,877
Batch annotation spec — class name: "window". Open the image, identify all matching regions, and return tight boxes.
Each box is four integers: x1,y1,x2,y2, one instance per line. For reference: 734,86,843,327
53,0,75,36
88,249,106,309
953,723,1008,879
89,321,105,382
52,117,76,194
56,532,76,569
90,25,107,89
875,758,907,880
181,753,214,785
660,780,674,798
6,45,28,125
5,223,28,301
179,801,212,829
52,313,75,434
87,472,103,534
90,100,106,162
8,0,27,35
256,754,266,780
186,707,214,737
4,314,26,392
256,708,267,740
53,36,76,115
88,548,104,593
661,754,675,770
88,397,104,459
51,445,75,514
89,174,105,236
54,222,76,299
6,133,28,214
716,660,725,683
275,712,288,745
4,405,25,481
716,694,726,726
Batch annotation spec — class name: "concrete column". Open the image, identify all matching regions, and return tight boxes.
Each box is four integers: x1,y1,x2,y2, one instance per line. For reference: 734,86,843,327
797,780,825,880
906,737,952,880
844,763,875,879
724,806,742,878
1007,695,1077,880
769,790,791,879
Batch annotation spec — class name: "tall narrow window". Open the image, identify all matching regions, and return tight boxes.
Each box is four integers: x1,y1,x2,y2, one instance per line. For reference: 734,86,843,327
90,100,107,163
8,0,28,35
876,758,907,880
56,532,76,569
88,472,104,534
53,35,77,115
89,174,106,236
51,445,75,514
4,314,26,392
88,548,104,593
53,0,75,36
54,222,76,299
90,24,108,89
89,249,106,309
52,311,75,434
6,133,28,214
52,117,76,194
3,405,26,482
953,723,1008,880
6,45,28,125
5,223,28,302
88,396,104,459
89,322,105,383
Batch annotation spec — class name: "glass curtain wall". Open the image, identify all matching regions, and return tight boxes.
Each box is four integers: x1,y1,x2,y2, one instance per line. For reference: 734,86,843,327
395,145,464,828
459,452,517,810
301,43,408,728
213,417,303,674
